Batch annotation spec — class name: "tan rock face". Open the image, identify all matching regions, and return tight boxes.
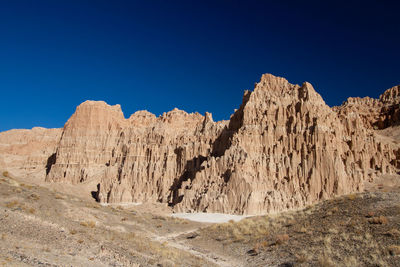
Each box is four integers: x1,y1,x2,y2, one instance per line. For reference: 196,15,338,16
172,75,396,214
45,101,128,184
0,127,62,178
1,74,399,215
334,85,400,129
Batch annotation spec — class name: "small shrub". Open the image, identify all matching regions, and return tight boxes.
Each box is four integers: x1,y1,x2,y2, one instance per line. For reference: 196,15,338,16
80,221,96,228
28,208,35,214
298,226,307,233
13,188,22,193
20,183,33,189
369,216,388,224
5,200,19,209
275,234,289,245
318,254,335,267
328,228,339,234
2,171,9,177
295,251,310,263
347,194,357,200
366,211,375,218
77,239,84,244
388,245,400,256
247,246,259,256
70,229,77,235
384,228,400,237
29,193,40,201
54,194,64,200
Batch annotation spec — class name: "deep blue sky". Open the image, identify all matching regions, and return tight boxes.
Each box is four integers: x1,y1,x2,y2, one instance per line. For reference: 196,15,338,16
1,1,399,131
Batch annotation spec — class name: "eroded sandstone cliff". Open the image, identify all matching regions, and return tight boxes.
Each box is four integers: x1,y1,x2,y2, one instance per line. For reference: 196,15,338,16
0,127,62,179
1,74,399,215
334,85,400,129
172,75,397,214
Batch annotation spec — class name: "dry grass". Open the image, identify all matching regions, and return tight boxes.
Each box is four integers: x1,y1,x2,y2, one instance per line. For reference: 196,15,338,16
20,183,33,189
5,200,20,209
366,211,375,218
13,188,22,193
295,250,311,263
5,200,36,214
318,253,335,267
368,216,388,224
275,234,289,245
212,217,271,242
80,221,96,228
347,194,357,200
28,207,36,214
29,193,40,201
384,228,400,237
70,229,77,235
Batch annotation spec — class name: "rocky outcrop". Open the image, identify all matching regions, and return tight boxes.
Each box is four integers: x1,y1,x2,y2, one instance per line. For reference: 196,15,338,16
2,74,399,215
334,85,400,129
172,75,397,214
45,101,128,184
0,127,62,178
44,74,399,214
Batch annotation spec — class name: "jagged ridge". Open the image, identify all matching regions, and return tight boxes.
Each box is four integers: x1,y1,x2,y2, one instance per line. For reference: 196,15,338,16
1,74,399,215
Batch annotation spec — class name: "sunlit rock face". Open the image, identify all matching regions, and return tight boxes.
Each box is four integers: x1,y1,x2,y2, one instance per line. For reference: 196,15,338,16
334,85,400,129
2,74,399,215
0,127,62,179
172,74,396,214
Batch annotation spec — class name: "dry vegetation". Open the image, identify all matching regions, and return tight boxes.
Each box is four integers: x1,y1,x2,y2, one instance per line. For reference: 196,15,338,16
0,173,213,267
185,191,400,266
1,169,399,266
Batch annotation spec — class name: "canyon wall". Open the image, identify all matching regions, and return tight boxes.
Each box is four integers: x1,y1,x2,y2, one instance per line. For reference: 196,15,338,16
1,74,399,215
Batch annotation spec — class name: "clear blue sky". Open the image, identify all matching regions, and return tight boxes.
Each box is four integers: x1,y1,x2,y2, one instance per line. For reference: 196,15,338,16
1,1,399,131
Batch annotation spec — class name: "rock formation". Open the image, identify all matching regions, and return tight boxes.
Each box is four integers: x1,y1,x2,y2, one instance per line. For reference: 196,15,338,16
334,85,400,129
0,127,62,178
1,74,399,215
172,75,397,214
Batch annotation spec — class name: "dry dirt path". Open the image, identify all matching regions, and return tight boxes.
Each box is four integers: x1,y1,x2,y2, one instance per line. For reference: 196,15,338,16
150,229,243,267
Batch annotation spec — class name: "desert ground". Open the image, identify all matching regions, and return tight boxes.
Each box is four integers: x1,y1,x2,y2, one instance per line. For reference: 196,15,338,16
0,169,399,267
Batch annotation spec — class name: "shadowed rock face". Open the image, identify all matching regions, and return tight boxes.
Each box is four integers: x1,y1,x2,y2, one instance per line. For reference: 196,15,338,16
1,74,399,215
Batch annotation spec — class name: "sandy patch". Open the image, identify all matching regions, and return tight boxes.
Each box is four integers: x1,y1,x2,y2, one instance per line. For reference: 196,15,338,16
171,212,251,223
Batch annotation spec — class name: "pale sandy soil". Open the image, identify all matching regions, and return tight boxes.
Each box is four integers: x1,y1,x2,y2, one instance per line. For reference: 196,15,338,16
1,170,399,266
171,213,251,223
